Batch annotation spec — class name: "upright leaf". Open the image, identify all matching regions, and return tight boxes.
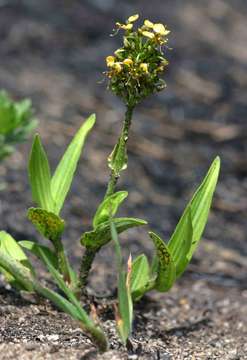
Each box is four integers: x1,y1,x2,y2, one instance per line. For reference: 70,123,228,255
168,157,220,278
110,220,133,345
149,231,176,292
169,207,193,278
81,217,147,250
93,191,128,228
51,114,96,215
28,134,54,211
108,136,128,176
130,254,150,301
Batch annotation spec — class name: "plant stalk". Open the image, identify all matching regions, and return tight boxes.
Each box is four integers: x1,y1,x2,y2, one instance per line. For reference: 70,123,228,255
53,237,71,283
79,247,97,291
79,104,134,293
105,104,134,198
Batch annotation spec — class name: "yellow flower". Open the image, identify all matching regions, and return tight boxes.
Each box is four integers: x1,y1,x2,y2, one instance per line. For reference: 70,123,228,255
153,23,170,36
123,58,133,66
116,22,133,30
113,62,122,73
106,56,115,67
142,31,155,39
140,63,148,73
156,66,164,72
127,14,139,23
144,19,154,28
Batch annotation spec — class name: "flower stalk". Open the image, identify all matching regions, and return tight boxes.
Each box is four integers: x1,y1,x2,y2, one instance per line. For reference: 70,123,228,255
79,105,134,294
52,236,71,283
105,104,134,198
79,14,170,293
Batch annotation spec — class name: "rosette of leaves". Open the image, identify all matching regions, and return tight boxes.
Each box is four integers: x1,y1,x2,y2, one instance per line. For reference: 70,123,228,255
0,90,38,161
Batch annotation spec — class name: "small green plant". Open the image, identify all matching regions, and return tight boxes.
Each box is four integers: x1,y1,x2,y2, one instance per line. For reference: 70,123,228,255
0,15,220,351
0,90,37,161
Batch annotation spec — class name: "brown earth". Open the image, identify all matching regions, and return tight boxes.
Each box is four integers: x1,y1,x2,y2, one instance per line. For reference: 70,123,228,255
0,1,246,359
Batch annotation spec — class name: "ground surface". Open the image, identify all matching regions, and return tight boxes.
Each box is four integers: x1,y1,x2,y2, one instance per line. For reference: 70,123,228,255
0,0,246,359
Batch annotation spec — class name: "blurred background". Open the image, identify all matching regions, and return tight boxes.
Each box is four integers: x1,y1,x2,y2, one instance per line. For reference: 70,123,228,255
0,0,246,291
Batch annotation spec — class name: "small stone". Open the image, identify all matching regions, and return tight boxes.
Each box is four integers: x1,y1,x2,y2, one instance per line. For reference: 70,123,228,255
25,342,37,351
37,334,45,342
47,334,59,342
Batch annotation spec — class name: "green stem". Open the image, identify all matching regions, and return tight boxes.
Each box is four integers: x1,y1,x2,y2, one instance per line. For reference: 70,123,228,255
79,104,134,293
79,247,97,292
105,104,134,198
53,237,71,283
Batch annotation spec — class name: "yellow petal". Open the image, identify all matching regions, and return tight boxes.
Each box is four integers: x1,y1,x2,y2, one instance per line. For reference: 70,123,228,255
116,22,133,30
122,23,133,30
140,63,148,73
123,58,133,66
144,19,154,28
113,62,122,73
106,56,115,67
127,14,139,23
142,31,155,39
153,23,167,35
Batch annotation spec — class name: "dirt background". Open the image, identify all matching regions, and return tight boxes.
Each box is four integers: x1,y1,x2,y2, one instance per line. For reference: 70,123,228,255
0,0,246,359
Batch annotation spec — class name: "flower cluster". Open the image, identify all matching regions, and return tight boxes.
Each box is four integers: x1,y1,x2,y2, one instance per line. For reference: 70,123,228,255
104,14,170,106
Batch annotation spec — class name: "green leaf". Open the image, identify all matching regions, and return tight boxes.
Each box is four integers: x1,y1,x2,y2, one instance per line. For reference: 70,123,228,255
51,114,96,215
18,240,78,289
0,103,15,134
149,231,176,292
168,157,220,278
169,207,193,278
93,191,128,228
27,208,65,243
108,136,128,176
81,217,147,250
0,231,34,289
35,283,84,321
130,254,150,301
110,220,133,345
28,134,54,211
0,247,34,292
37,246,108,351
19,241,58,270
0,244,108,352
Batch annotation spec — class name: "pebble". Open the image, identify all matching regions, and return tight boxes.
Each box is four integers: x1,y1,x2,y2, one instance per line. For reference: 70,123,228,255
47,334,59,342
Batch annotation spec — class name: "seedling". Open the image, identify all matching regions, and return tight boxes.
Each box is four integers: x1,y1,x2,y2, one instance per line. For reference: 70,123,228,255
0,90,37,161
0,15,220,351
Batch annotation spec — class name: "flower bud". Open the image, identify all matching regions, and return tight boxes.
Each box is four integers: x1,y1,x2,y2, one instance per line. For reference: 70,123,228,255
127,14,139,23
142,31,155,39
144,19,154,28
116,22,133,31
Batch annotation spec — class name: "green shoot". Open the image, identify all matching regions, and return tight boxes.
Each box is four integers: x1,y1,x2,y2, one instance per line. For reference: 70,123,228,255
110,219,133,345
0,90,37,161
